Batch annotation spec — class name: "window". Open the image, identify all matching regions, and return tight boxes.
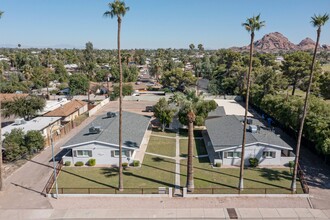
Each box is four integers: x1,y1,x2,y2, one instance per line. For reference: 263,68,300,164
112,150,128,157
224,151,241,158
263,151,276,158
75,150,92,157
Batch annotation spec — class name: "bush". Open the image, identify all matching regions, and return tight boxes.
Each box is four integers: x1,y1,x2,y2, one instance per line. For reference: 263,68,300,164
64,161,71,166
289,161,295,168
88,158,96,166
215,162,221,167
133,160,140,167
75,161,84,166
249,158,259,167
122,162,128,168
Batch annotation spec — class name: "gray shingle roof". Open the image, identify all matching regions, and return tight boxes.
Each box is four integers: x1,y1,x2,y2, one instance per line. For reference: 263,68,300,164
205,115,293,152
207,106,226,118
63,111,151,149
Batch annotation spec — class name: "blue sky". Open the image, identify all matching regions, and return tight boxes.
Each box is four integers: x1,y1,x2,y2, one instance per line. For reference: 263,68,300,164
0,0,330,49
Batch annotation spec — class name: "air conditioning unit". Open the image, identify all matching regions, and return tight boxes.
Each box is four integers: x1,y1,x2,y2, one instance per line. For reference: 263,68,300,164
248,125,258,133
89,126,102,134
14,118,26,125
247,118,253,124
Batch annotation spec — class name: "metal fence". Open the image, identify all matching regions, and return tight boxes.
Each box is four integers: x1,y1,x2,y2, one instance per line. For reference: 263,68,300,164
43,160,63,195
46,187,170,195
187,187,307,195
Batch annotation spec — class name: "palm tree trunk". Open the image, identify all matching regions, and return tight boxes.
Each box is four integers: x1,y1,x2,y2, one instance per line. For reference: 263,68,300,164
118,17,124,191
239,32,254,191
291,28,321,192
186,111,195,192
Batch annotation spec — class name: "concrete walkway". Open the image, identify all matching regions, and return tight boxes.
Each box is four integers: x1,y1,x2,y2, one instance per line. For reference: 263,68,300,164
1,207,329,219
134,127,152,163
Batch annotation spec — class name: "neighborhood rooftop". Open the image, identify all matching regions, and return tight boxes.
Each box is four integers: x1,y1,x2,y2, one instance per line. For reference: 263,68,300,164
1,116,61,141
205,115,293,152
62,111,151,149
44,99,87,117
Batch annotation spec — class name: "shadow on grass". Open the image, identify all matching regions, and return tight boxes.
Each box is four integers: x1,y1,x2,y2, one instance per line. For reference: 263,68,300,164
100,167,119,177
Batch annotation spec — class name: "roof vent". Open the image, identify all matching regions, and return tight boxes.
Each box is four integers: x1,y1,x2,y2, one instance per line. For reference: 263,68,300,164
248,125,258,133
89,126,102,134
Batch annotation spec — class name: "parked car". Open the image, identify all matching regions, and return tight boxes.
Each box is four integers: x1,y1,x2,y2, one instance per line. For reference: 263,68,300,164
107,112,117,118
145,106,154,112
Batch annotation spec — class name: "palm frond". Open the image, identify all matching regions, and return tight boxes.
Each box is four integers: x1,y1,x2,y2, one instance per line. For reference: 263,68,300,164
104,0,129,19
311,13,329,28
242,14,265,33
0,11,4,18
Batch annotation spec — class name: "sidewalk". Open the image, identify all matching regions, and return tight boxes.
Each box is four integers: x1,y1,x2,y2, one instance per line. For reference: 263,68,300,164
1,208,329,219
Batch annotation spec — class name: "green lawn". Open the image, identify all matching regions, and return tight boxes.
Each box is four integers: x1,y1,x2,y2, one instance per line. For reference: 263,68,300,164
180,157,304,194
54,155,175,194
180,139,207,157
151,128,176,137
146,136,176,157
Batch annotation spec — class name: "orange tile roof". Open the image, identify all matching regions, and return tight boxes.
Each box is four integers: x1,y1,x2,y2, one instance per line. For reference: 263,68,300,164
44,99,87,117
0,93,29,102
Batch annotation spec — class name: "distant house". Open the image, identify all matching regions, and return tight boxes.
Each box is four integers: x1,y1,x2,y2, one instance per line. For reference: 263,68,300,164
38,98,70,115
205,108,295,166
44,99,88,122
61,111,151,166
0,93,29,103
1,116,61,142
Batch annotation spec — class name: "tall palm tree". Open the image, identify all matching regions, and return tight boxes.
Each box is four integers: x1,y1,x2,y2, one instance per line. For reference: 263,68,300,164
104,0,129,191
0,10,4,191
239,14,265,190
291,13,329,192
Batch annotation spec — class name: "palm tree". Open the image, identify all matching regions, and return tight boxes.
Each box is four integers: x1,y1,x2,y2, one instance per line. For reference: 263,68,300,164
0,10,4,191
239,14,265,190
171,90,216,192
104,0,129,191
291,13,329,192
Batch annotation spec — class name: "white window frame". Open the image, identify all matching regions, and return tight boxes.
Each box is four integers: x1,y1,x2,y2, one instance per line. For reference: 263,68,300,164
76,150,92,158
225,151,241,158
263,151,276,158
112,150,127,158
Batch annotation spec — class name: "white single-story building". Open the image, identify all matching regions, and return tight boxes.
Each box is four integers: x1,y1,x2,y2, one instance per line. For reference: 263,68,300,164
1,116,62,141
205,109,295,166
61,111,151,166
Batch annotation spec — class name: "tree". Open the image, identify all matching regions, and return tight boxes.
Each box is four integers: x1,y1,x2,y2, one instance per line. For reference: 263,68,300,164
189,44,195,50
153,98,176,131
239,14,265,191
320,71,330,99
25,130,45,153
281,52,313,96
68,74,89,96
104,0,129,191
3,129,26,162
161,68,197,91
291,13,329,192
2,96,46,120
197,44,204,53
171,90,216,192
83,42,96,104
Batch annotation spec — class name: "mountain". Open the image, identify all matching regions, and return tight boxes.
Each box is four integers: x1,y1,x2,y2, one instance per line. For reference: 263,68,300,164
297,37,319,50
232,32,329,52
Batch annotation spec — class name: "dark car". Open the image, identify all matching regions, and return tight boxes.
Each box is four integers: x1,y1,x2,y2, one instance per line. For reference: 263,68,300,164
107,112,117,118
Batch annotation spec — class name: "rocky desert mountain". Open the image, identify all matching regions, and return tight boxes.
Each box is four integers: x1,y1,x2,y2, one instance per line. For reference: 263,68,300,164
232,32,329,52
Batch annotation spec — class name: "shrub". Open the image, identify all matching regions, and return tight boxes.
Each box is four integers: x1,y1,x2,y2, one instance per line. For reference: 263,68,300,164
289,161,295,168
75,161,84,166
88,158,96,166
249,158,259,167
122,162,128,168
64,161,71,166
215,162,221,167
133,160,140,167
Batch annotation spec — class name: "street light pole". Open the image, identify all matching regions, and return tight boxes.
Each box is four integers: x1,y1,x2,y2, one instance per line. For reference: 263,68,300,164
50,124,59,199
